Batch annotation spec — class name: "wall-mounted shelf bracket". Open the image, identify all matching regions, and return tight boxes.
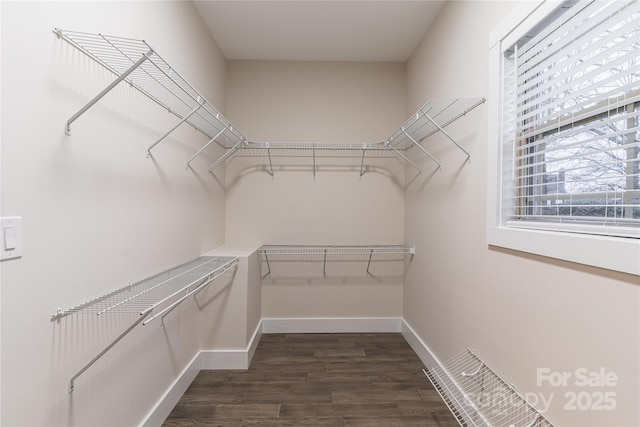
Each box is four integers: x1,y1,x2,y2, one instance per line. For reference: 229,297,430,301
359,144,368,178
147,98,205,157
208,138,247,173
186,125,231,169
64,47,153,136
402,128,442,171
423,110,471,163
385,140,423,174
266,143,274,178
312,144,317,180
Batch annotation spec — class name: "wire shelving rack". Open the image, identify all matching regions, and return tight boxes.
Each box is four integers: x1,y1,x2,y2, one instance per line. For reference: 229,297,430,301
53,255,238,393
259,244,414,276
56,28,485,176
424,348,555,427
213,98,486,177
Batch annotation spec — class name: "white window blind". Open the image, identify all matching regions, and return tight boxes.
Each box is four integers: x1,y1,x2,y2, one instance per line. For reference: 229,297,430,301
502,0,640,238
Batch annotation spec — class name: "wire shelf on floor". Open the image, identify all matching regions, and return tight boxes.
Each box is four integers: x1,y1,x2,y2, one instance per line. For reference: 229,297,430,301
259,244,414,276
424,349,555,427
53,255,238,393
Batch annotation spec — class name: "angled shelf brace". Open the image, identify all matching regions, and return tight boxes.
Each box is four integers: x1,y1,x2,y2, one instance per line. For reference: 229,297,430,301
259,244,415,277
424,348,555,427
386,97,486,169
55,28,245,164
52,255,238,393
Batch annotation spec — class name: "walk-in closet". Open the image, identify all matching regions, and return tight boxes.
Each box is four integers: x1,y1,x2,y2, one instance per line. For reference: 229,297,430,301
1,1,638,426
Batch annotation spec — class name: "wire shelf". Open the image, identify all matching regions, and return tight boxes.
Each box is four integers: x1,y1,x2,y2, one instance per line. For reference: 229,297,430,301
388,98,487,150
53,255,238,393
56,28,484,175
235,143,398,159
260,244,414,256
212,98,486,176
259,244,414,276
424,349,555,427
55,28,245,157
54,256,238,318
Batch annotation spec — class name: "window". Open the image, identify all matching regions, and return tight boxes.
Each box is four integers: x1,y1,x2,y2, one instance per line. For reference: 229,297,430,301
488,0,640,275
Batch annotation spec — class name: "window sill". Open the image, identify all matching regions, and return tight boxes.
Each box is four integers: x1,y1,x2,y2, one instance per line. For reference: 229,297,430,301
487,226,640,276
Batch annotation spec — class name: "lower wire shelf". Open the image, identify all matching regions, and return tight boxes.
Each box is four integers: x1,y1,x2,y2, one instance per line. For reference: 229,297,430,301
259,244,414,277
52,255,238,393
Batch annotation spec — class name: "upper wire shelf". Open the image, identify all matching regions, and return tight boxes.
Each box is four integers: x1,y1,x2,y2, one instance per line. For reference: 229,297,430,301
56,28,484,175
211,98,486,177
55,28,245,163
53,255,238,393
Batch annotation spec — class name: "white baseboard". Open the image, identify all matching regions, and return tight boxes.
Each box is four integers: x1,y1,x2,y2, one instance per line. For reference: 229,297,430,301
262,317,403,333
141,320,263,426
141,352,202,427
400,319,442,369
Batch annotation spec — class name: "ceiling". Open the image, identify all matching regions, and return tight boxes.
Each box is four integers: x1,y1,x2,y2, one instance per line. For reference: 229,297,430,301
193,1,445,62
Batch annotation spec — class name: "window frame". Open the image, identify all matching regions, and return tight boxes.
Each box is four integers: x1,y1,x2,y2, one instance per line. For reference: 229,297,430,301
487,0,640,276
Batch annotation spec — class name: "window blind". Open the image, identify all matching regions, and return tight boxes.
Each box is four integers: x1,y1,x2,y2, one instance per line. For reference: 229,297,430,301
503,0,640,237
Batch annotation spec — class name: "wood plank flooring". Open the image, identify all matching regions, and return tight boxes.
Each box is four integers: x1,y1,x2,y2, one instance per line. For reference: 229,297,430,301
164,333,458,427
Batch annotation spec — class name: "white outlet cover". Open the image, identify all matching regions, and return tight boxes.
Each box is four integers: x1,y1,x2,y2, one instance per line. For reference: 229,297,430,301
1,217,23,261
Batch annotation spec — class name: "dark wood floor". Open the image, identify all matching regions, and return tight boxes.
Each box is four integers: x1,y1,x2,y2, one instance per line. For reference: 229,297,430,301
164,333,458,426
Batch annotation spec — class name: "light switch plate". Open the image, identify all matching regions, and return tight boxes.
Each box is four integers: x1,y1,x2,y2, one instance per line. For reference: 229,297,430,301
1,217,23,261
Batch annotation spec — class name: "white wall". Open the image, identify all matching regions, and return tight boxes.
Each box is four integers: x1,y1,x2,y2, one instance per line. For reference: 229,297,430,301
403,2,640,426
225,61,407,319
1,1,228,425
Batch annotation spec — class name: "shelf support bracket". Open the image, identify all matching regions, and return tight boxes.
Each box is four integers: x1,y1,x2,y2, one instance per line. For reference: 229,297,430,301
69,310,151,393
312,144,316,180
264,253,272,277
402,129,442,171
266,143,274,178
149,260,238,326
366,249,374,276
422,111,471,163
186,125,229,169
359,144,367,178
208,138,246,173
323,249,327,277
65,51,153,136
386,142,423,175
147,98,205,156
